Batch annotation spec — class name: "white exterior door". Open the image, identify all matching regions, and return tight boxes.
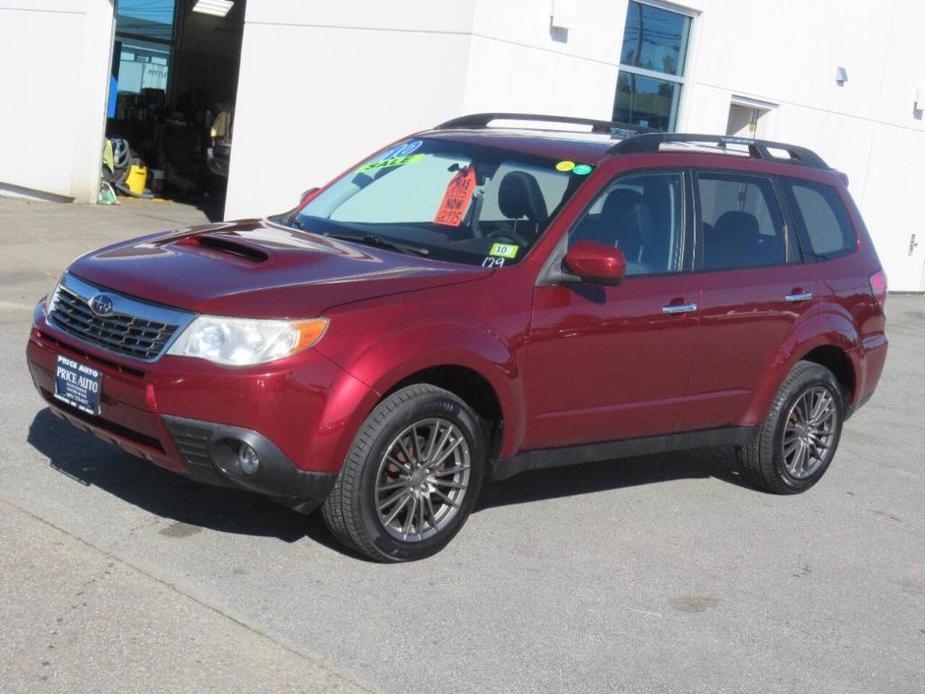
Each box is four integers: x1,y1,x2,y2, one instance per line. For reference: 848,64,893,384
873,229,925,292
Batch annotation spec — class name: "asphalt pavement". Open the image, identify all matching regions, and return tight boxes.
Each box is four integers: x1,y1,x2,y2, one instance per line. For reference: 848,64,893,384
1,197,923,693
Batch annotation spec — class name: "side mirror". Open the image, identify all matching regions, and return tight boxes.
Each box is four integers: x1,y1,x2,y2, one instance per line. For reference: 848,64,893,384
300,187,319,204
563,241,626,285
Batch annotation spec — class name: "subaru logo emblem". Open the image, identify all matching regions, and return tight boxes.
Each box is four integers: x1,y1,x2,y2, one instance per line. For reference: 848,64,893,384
89,294,114,316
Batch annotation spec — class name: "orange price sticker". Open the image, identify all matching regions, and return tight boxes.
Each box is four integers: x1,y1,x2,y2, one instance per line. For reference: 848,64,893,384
434,166,477,227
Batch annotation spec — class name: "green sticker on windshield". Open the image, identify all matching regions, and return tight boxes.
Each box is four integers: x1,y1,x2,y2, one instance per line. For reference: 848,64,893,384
573,163,593,175
357,153,424,174
489,243,519,259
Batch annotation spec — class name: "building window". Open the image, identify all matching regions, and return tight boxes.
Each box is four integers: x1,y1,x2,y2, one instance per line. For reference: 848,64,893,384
114,0,177,96
613,1,692,132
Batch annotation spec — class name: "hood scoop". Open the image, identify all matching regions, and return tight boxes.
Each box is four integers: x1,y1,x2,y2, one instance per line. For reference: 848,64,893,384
177,233,270,263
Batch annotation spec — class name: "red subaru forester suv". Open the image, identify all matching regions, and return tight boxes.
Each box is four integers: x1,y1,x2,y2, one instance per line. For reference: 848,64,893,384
26,114,888,561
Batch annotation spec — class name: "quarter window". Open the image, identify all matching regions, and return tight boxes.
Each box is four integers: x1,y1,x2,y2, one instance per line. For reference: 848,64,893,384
697,174,790,270
570,172,685,276
786,181,857,259
613,1,693,132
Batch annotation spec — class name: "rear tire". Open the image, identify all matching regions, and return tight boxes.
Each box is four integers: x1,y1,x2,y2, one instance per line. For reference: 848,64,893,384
737,361,845,494
321,384,485,562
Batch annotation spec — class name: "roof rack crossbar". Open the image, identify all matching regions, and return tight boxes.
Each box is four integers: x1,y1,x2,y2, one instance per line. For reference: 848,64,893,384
436,113,654,135
609,133,828,169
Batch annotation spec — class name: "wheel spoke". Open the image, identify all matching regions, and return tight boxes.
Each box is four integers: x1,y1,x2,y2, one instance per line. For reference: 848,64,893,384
413,424,428,464
377,487,406,511
424,495,438,528
798,441,810,474
435,481,466,491
810,392,831,424
398,437,416,467
798,394,811,423
402,495,418,535
377,479,408,494
429,425,454,465
430,487,458,508
430,464,470,477
430,437,463,468
425,422,440,463
384,491,412,525
387,454,411,473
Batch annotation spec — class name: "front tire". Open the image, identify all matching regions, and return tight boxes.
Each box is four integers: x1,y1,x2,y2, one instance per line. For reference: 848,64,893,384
737,361,845,494
321,384,485,561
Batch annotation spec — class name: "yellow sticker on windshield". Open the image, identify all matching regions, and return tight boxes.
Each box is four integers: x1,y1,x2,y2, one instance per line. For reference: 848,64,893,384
357,153,424,174
555,160,576,172
489,243,519,259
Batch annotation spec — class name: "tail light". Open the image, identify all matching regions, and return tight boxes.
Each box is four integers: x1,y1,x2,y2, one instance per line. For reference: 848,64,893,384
869,270,887,309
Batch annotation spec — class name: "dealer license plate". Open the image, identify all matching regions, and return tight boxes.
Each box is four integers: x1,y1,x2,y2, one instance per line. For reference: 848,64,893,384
53,355,102,416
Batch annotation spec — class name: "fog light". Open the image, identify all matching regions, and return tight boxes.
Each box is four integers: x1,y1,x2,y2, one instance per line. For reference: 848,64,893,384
237,443,260,475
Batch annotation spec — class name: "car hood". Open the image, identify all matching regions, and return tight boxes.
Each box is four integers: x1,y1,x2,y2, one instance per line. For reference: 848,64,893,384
68,219,492,318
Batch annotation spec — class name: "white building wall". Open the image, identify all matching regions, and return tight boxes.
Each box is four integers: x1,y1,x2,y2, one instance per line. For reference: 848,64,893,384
226,0,925,289
682,0,925,291
0,0,114,203
224,1,477,220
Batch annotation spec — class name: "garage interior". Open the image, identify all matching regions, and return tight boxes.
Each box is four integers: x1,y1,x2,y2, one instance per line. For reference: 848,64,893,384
104,0,246,218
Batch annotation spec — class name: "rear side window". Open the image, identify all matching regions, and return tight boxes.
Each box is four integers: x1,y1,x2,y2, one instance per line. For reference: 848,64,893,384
786,180,857,259
697,173,790,271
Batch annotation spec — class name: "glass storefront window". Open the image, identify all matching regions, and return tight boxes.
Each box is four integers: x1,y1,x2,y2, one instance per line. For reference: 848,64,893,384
614,1,692,132
116,0,176,41
114,0,176,96
620,1,690,77
116,39,171,95
613,72,681,133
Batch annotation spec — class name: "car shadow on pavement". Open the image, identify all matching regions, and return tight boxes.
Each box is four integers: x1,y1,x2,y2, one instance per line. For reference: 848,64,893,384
28,408,753,555
26,409,351,552
477,446,753,511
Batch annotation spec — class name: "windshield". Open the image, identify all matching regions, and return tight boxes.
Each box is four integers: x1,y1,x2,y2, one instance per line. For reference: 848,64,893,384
293,138,593,267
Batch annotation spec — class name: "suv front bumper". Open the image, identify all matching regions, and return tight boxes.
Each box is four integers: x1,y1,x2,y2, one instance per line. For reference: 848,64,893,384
25,305,371,509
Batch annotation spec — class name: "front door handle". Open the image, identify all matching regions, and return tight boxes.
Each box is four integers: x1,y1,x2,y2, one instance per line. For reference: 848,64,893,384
785,292,814,302
662,303,698,315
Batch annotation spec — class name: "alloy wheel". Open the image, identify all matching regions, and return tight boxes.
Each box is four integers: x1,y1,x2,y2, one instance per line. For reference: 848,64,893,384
781,386,838,479
374,418,471,542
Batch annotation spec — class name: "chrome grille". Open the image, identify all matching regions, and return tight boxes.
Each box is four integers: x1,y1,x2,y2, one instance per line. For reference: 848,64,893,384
48,274,193,362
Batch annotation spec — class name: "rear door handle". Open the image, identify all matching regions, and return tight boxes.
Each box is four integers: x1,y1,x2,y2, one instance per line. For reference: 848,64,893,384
785,292,814,302
662,303,698,314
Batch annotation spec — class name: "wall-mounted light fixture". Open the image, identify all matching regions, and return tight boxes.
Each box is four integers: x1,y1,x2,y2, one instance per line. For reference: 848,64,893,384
192,0,234,18
835,66,848,86
915,87,924,111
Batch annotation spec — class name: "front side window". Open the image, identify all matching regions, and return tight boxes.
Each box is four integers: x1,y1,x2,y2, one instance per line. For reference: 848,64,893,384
569,172,685,276
613,1,693,132
785,180,857,259
697,174,791,271
295,139,590,267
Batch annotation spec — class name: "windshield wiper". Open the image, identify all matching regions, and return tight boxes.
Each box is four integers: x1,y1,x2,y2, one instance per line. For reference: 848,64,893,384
327,233,430,257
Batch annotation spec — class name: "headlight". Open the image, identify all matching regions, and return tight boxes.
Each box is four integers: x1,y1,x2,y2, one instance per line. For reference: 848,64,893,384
167,316,328,366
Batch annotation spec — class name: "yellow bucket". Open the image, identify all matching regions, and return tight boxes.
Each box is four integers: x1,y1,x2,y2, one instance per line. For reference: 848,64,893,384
125,165,148,195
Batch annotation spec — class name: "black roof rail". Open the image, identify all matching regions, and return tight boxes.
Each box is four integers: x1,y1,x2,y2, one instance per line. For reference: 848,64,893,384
609,133,829,169
436,113,656,135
